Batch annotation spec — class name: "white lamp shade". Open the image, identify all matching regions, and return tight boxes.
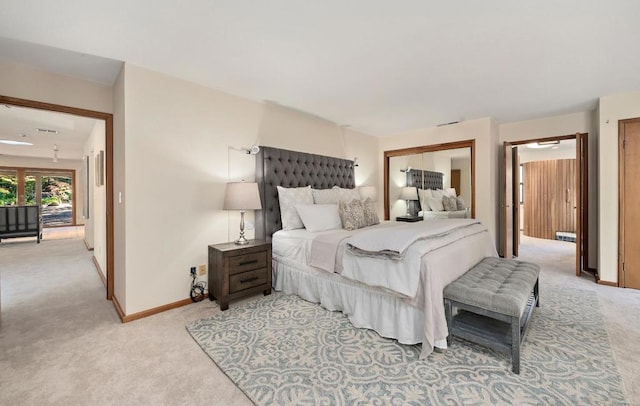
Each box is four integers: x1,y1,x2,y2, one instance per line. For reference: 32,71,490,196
400,186,418,201
359,185,377,201
223,182,262,210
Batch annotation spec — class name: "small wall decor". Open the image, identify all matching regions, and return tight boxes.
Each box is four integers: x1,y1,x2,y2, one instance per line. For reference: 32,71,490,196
83,155,90,219
95,150,104,186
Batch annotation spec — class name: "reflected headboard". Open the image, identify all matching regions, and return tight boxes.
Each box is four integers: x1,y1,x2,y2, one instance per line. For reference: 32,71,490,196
255,146,355,240
406,169,443,214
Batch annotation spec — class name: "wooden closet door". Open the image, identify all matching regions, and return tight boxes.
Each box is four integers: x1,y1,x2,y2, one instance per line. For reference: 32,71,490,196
620,119,640,289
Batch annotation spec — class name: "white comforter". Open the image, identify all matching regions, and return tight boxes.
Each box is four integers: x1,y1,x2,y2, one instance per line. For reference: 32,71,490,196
308,219,497,357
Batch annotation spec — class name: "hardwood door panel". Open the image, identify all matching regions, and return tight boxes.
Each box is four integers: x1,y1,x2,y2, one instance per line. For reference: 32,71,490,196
523,159,576,240
621,120,640,289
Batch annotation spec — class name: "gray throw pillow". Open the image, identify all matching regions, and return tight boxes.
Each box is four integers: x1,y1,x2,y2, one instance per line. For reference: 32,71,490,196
443,196,458,211
338,199,366,231
455,196,466,210
362,198,379,227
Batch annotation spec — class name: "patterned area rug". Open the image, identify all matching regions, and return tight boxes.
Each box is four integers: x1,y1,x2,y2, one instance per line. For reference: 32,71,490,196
187,287,627,405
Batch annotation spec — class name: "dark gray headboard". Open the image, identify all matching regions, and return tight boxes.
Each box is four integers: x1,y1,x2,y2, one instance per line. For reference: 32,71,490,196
255,146,355,240
423,171,444,190
406,169,444,214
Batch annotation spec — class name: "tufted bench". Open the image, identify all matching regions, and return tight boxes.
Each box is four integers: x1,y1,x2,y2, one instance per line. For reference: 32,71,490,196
443,257,540,374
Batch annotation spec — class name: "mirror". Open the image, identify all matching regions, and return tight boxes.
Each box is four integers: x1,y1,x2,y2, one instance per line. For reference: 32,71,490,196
384,140,475,220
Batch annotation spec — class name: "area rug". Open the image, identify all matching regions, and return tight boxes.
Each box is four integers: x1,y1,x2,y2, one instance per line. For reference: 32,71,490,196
187,287,627,405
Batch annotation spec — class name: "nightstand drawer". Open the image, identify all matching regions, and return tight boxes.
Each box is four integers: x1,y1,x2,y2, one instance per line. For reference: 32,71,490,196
229,268,268,293
228,251,267,274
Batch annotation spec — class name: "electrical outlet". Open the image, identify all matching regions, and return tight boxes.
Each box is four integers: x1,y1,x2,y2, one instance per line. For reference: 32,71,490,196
197,264,207,276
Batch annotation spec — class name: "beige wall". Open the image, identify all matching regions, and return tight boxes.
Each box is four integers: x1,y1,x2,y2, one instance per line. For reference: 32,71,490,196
499,111,598,270
598,92,640,284
82,121,107,277
0,61,113,113
113,67,127,310
379,118,499,243
451,157,471,209
119,64,380,314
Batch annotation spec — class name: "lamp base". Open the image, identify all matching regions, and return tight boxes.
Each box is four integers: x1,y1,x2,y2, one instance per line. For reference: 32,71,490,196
235,211,250,245
234,236,250,245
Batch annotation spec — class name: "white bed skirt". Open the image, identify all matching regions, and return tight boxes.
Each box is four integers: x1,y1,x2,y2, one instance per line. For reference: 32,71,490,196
272,255,448,349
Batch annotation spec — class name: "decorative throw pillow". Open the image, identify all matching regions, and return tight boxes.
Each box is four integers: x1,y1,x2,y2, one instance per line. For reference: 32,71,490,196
333,186,361,202
443,196,458,211
312,188,340,204
362,198,380,227
338,199,366,231
277,185,314,230
456,196,466,211
295,204,342,232
427,196,445,212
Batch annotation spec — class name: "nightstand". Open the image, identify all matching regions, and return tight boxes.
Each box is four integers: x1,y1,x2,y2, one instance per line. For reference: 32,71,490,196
208,240,272,311
396,216,423,222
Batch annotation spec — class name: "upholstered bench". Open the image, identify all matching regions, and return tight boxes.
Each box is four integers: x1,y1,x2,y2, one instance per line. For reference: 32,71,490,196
443,257,540,374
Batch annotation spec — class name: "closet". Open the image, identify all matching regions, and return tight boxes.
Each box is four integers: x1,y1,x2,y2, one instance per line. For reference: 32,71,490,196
523,159,576,240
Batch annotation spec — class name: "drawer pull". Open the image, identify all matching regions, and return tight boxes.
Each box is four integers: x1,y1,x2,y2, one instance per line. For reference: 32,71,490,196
240,276,259,284
239,259,259,266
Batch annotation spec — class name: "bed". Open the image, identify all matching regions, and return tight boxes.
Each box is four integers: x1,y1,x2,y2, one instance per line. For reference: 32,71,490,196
255,146,496,358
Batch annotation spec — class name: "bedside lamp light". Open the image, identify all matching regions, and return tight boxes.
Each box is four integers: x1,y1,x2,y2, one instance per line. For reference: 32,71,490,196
223,181,262,245
400,187,418,216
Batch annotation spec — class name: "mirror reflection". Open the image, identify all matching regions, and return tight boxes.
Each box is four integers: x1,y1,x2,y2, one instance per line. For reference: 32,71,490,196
385,142,474,221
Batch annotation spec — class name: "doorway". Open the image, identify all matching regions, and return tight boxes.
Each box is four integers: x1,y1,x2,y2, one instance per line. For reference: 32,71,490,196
501,133,591,280
0,95,114,300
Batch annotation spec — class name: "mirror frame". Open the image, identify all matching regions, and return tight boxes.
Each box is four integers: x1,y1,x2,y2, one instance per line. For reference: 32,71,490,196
383,139,476,220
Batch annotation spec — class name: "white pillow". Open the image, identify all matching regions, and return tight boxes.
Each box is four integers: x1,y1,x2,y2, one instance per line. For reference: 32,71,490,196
333,186,361,202
312,188,340,204
295,204,342,232
431,189,445,200
277,185,314,230
427,196,445,212
445,188,457,198
418,189,432,212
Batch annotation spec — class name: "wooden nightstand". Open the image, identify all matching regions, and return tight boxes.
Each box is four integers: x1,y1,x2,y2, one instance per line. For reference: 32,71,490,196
396,215,423,222
208,240,272,311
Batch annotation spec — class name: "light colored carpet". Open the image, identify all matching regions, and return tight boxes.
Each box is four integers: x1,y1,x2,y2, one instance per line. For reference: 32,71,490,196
1,235,639,405
187,287,626,404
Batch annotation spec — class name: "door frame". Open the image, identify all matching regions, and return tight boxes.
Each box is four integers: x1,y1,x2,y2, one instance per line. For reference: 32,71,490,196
0,95,115,300
502,133,589,278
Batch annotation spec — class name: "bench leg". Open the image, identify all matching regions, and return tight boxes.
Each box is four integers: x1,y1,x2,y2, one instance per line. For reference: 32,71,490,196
511,315,521,374
445,299,453,346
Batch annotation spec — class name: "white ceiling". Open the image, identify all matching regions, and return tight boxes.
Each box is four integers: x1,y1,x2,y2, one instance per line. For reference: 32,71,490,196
0,1,639,136
0,104,98,160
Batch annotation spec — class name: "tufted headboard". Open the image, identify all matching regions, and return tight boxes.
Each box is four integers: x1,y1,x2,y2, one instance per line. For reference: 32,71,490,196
255,146,355,240
423,170,444,190
406,169,444,214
